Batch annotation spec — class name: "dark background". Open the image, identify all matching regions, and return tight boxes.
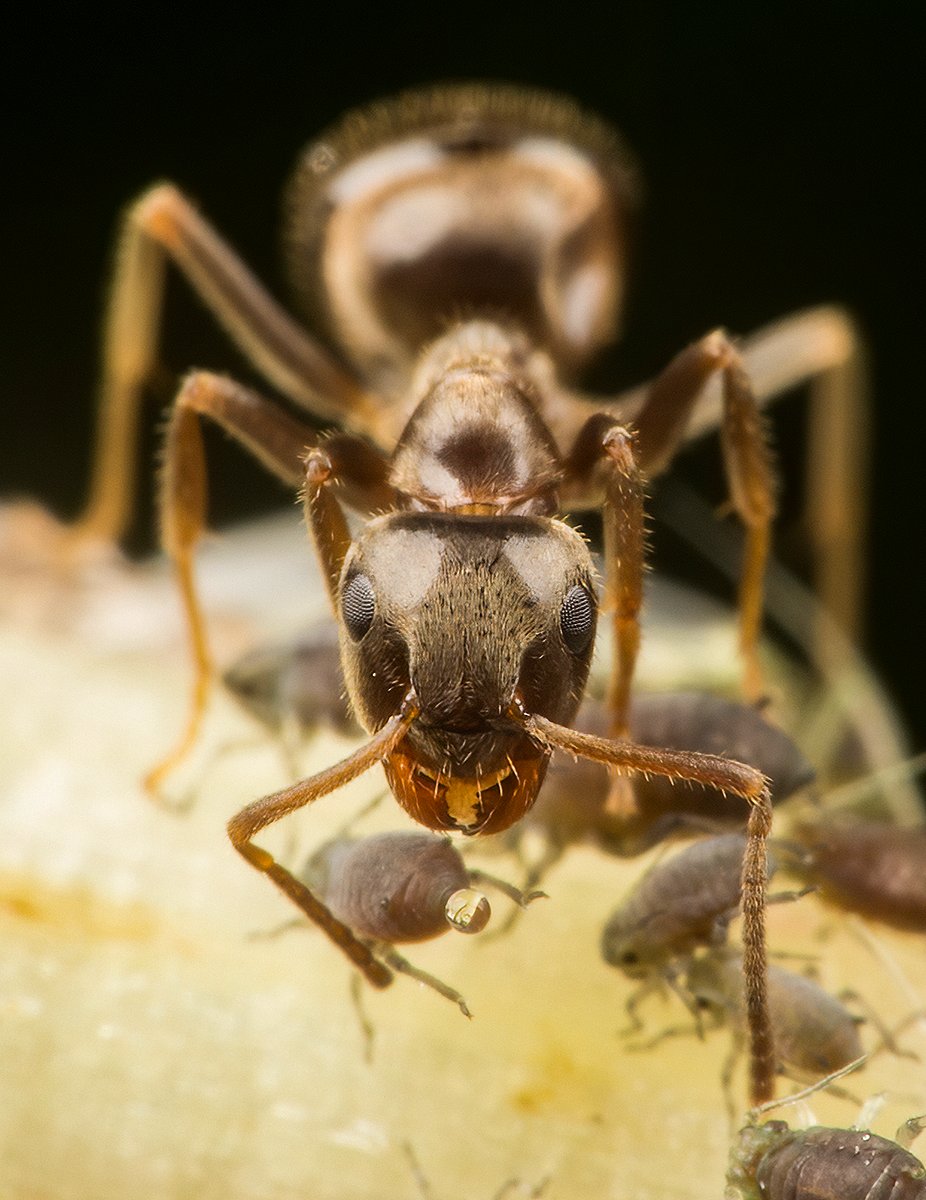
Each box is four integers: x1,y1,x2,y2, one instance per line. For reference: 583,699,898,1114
4,6,924,749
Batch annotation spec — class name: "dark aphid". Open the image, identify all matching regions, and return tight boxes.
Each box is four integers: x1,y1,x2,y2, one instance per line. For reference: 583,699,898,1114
687,951,864,1082
792,818,926,932
521,693,812,866
300,829,541,1014
601,834,773,979
222,622,358,738
727,1119,926,1200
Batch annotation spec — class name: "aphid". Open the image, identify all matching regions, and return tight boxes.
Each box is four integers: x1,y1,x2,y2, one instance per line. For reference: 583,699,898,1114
687,951,864,1084
726,1120,926,1200
519,693,812,869
223,621,358,739
23,82,867,1102
792,817,926,931
600,834,775,980
294,829,541,1015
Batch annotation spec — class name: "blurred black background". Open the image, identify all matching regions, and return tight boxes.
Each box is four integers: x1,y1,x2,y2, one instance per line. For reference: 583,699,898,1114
3,6,924,749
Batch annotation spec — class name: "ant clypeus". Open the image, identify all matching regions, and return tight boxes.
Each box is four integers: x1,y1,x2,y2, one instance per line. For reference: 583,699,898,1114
20,85,867,1105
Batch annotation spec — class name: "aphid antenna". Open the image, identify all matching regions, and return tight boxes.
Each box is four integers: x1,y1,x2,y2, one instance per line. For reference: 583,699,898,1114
746,1054,868,1123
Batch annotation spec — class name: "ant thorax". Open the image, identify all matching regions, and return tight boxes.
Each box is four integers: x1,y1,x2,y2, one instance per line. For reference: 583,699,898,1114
388,323,564,517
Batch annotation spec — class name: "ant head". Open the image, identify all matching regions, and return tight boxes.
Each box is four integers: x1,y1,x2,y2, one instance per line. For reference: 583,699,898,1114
337,510,597,833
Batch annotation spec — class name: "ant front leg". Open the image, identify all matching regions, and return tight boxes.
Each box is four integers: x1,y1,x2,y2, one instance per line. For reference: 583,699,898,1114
227,702,418,989
521,712,776,1105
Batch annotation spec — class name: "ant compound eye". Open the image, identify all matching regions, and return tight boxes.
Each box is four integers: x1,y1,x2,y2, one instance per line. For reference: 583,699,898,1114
560,584,594,654
620,950,640,966
342,573,376,641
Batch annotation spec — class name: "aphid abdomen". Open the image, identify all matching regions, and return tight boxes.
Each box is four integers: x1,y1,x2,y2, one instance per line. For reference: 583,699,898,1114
766,967,864,1077
629,693,816,807
754,1125,926,1200
321,831,471,943
222,625,356,736
795,820,926,931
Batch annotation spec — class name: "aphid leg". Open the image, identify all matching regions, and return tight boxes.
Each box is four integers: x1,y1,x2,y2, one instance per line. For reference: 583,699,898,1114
227,701,418,988
716,1039,745,1129
348,973,376,1064
143,371,318,795
896,1115,925,1151
483,842,565,940
619,975,667,1036
402,1142,436,1200
839,992,924,1063
377,945,472,1018
75,182,372,549
466,868,547,909
520,712,776,1105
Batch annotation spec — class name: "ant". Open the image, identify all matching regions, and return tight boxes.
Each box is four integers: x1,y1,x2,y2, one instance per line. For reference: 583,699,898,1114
9,83,866,1104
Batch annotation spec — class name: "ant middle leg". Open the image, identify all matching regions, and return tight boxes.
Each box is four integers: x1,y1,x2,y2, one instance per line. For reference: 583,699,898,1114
147,369,392,794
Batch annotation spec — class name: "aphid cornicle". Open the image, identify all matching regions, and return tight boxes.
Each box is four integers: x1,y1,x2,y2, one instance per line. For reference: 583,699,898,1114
726,1120,926,1200
32,83,868,1104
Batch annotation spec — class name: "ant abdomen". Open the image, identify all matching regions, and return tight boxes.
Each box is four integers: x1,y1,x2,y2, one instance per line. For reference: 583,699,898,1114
285,83,640,386
305,830,490,944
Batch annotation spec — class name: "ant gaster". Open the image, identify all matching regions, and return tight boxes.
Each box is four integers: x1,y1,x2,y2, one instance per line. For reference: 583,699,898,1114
48,83,855,1104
